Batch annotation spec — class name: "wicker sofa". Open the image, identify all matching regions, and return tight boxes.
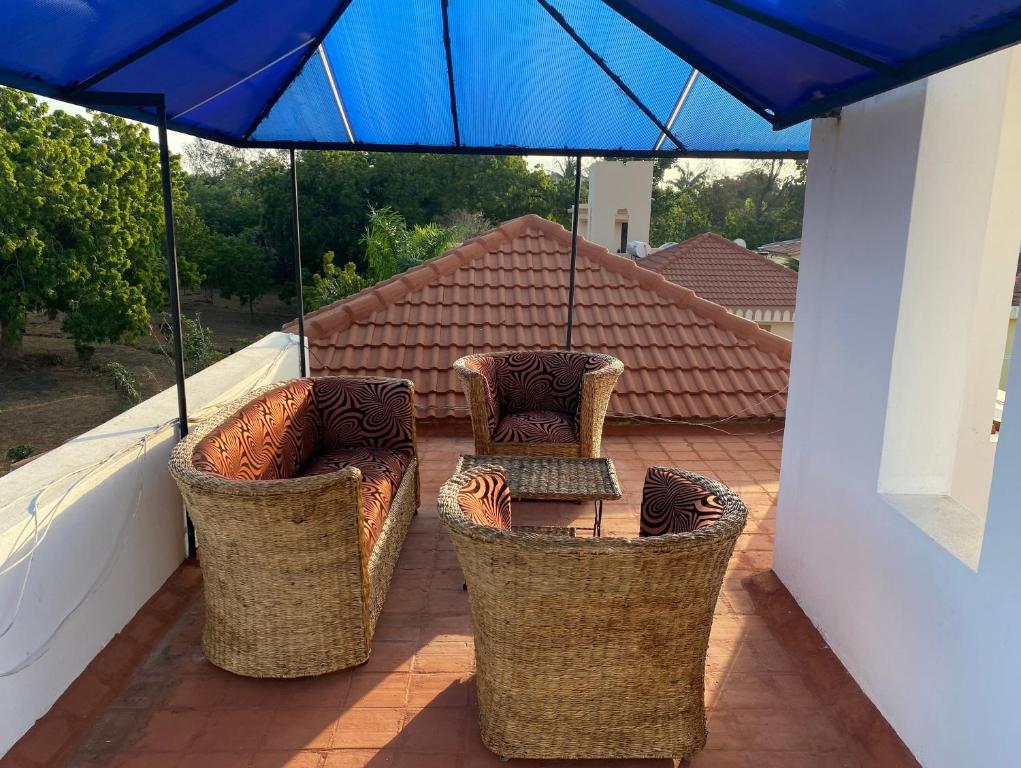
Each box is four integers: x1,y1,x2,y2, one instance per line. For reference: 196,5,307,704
169,376,419,678
452,350,623,458
438,464,747,761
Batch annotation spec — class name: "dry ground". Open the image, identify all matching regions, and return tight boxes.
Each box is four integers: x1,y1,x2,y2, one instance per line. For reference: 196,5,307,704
0,292,295,475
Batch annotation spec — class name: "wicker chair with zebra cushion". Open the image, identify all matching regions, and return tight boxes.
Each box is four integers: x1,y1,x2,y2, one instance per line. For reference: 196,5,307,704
438,464,747,761
453,350,623,458
169,376,419,678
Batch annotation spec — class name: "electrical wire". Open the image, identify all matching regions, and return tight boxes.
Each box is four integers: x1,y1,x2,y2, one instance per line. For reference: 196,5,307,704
0,339,297,676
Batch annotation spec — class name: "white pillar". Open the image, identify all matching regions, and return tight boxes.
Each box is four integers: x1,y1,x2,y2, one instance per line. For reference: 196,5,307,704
585,160,653,251
776,46,1021,768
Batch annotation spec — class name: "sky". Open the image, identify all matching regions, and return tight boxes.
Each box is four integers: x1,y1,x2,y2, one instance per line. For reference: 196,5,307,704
39,95,761,180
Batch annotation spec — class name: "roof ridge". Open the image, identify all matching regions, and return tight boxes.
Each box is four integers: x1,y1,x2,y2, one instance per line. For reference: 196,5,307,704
285,214,791,363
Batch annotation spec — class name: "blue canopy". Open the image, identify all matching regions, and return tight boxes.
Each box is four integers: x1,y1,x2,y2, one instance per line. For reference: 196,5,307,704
2,0,1020,156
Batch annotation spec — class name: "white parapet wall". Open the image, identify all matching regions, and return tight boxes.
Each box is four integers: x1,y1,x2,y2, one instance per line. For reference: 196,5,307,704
777,48,1021,767
0,332,302,755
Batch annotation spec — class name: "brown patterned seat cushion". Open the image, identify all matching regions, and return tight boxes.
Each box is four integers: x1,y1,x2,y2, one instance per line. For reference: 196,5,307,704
314,377,415,452
639,467,725,536
491,410,578,444
466,352,611,442
192,380,320,480
492,351,608,416
456,469,512,530
299,447,414,554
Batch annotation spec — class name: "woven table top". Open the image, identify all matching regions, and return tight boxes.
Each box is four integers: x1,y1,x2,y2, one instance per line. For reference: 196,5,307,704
455,454,622,501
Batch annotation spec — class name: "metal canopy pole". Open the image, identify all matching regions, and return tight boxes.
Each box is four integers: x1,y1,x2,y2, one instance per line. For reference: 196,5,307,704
565,155,582,350
289,148,307,376
156,100,195,556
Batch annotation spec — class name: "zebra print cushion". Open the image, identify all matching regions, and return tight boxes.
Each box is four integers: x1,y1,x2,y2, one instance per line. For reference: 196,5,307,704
491,410,578,444
192,380,320,480
456,470,512,530
299,447,413,556
315,377,415,452
639,467,724,536
491,351,607,417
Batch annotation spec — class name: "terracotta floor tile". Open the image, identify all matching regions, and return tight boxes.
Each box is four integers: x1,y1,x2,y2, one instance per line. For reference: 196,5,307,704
360,642,417,673
165,674,229,708
111,753,182,768
322,750,395,767
331,708,405,749
345,673,411,708
194,708,274,752
51,429,918,768
179,751,253,768
407,674,471,708
262,707,339,750
133,710,208,752
250,750,326,768
393,753,464,768
280,671,354,707
412,641,474,674
400,708,467,754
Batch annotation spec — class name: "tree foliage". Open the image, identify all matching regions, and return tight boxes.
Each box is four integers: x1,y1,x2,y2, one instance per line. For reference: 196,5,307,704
0,88,195,357
182,145,576,301
363,206,461,282
303,251,368,312
650,159,805,248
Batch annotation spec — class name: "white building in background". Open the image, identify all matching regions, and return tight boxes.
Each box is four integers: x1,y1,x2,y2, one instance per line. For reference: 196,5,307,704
572,160,653,254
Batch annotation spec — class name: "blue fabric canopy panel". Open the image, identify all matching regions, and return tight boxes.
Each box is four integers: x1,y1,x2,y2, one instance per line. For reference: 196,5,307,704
2,0,1021,156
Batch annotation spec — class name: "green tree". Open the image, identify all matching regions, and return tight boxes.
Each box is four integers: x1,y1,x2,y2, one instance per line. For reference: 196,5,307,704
650,159,805,248
363,206,461,282
0,88,194,357
303,251,368,312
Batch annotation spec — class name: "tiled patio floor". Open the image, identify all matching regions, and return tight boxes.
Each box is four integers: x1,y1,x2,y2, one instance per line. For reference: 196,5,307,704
41,425,916,767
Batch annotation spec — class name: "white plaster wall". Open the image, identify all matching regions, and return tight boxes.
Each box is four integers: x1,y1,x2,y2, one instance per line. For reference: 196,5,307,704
776,49,1021,768
585,160,653,251
0,332,301,755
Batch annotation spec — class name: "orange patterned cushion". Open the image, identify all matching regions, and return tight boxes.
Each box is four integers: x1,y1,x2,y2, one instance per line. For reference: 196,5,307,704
639,467,724,536
299,447,413,556
456,470,512,530
192,380,319,480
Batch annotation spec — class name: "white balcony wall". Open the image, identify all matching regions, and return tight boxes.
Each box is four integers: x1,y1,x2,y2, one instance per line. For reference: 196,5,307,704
777,48,1021,767
0,332,302,755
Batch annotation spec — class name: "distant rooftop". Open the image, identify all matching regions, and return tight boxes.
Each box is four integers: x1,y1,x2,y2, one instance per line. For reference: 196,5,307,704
757,238,802,256
287,215,791,421
640,232,799,310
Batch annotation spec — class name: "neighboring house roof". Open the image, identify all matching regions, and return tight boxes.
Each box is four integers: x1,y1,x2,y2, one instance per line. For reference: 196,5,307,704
757,238,802,256
286,215,791,422
640,232,798,310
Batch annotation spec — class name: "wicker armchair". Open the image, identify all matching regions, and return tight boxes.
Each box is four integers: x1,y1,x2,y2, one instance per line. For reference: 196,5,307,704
169,376,419,678
452,350,623,458
438,464,747,761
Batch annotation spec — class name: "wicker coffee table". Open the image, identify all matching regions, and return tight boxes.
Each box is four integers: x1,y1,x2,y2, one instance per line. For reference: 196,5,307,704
455,454,622,536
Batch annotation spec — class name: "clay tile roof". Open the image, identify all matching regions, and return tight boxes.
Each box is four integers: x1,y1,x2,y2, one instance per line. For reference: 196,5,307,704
286,215,791,421
757,238,802,256
641,232,798,309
